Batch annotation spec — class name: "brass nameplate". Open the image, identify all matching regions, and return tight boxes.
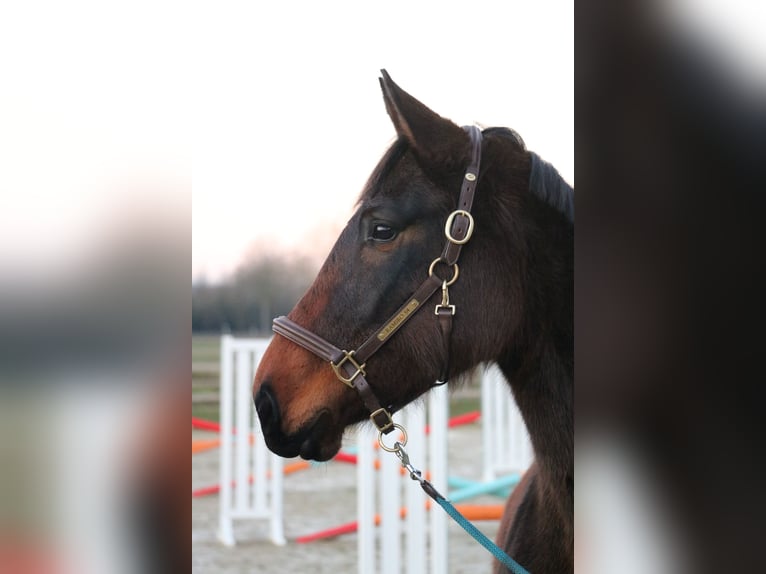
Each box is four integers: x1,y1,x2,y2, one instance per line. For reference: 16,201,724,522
377,299,420,341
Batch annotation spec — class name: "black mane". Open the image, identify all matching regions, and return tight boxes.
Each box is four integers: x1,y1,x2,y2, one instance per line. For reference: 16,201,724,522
483,126,574,222
529,152,574,222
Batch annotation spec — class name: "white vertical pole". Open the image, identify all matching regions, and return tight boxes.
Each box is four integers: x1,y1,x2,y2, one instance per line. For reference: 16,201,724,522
481,364,494,481
268,448,286,545
217,335,235,546
250,350,267,515
235,348,250,513
492,366,506,474
218,337,285,546
405,406,426,574
509,392,521,472
381,426,401,574
429,385,449,574
358,425,377,574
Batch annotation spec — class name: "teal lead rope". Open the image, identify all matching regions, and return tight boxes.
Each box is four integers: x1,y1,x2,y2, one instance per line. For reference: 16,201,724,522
435,496,529,574
387,437,530,574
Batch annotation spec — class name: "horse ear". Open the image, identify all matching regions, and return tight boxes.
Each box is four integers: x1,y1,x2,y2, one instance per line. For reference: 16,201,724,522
379,69,469,167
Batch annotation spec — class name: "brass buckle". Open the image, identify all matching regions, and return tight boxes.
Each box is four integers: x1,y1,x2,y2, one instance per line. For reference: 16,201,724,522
444,209,475,245
370,407,395,434
330,350,366,387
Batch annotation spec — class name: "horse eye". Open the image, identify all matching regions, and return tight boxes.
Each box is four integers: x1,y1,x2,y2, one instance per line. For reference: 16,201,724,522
371,223,397,242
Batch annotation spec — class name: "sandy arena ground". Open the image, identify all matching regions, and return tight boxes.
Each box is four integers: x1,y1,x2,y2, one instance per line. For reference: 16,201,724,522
192,423,506,573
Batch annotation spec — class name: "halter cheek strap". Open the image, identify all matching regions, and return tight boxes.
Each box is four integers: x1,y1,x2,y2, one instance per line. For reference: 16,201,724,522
272,126,483,434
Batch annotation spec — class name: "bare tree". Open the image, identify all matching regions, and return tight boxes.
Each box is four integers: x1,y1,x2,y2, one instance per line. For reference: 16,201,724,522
192,254,315,334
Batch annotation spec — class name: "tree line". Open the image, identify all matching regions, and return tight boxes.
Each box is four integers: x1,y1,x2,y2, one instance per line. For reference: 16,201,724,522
192,255,317,334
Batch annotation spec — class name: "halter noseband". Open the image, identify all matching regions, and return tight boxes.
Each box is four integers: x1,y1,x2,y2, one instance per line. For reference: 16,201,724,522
272,126,482,435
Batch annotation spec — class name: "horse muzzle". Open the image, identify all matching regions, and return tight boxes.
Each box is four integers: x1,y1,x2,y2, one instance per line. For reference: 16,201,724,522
254,382,339,461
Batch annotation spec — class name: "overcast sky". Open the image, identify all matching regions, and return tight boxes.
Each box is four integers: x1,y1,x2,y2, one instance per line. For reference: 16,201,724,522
2,2,763,284
191,1,574,281
0,1,574,283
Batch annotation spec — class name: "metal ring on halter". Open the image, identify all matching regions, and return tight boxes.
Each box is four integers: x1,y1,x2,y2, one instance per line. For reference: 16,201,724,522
377,423,407,452
428,258,459,286
444,209,475,245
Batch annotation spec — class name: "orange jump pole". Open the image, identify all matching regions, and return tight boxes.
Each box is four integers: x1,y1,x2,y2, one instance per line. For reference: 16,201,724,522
192,460,311,498
295,502,504,543
192,434,257,454
192,438,221,454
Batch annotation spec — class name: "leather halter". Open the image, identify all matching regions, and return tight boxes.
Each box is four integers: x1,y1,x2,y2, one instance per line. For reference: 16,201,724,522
272,126,483,435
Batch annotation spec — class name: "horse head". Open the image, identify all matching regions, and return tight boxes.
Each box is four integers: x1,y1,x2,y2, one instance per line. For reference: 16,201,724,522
253,71,570,462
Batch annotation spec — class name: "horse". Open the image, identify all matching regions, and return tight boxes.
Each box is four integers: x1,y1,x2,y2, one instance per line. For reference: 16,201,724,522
253,70,573,573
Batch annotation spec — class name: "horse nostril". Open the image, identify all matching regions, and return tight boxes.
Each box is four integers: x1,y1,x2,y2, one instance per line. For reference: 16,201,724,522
254,384,280,433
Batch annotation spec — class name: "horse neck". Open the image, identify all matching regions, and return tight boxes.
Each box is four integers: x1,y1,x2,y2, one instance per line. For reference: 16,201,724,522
497,213,573,485
498,346,572,482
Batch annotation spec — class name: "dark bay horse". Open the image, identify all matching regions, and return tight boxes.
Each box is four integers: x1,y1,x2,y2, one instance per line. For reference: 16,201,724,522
253,71,573,573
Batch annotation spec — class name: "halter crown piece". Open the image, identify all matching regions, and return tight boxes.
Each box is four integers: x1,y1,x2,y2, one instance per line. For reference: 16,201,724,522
272,125,482,434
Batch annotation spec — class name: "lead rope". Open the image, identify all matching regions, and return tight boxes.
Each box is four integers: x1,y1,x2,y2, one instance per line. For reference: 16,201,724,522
379,428,530,574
